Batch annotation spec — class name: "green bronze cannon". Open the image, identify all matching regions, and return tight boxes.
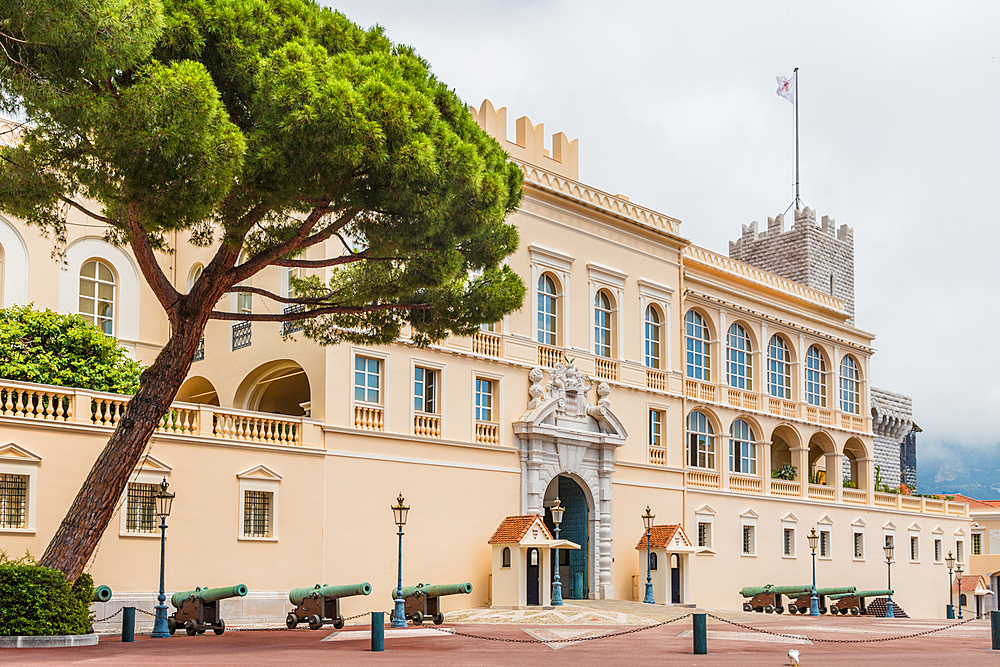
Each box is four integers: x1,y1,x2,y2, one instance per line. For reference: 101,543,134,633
738,585,810,613
286,582,372,630
390,582,472,625
828,589,893,615
782,587,857,615
168,584,248,636
92,585,113,603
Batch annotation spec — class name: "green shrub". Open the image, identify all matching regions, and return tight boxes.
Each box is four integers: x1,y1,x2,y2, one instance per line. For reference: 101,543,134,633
0,553,94,636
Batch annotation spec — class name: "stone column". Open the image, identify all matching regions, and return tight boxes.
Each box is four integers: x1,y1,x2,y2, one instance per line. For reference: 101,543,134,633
826,451,843,503
791,446,809,499
761,439,772,495
855,457,874,504
525,443,543,516
597,457,615,599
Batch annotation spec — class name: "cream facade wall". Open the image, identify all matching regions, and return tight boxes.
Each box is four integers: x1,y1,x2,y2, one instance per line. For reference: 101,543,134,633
0,110,972,624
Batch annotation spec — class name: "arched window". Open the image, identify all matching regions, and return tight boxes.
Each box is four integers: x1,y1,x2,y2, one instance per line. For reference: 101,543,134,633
80,259,115,336
767,335,791,399
501,546,511,568
649,552,658,571
594,290,612,358
644,305,661,369
537,274,557,345
686,411,715,469
840,356,860,414
727,323,752,390
684,310,711,380
729,419,757,475
187,263,203,293
805,346,827,407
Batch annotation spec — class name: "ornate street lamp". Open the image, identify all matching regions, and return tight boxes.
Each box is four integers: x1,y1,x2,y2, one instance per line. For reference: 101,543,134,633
391,494,410,629
945,551,956,619
807,528,820,617
884,541,895,618
642,506,655,605
550,499,565,606
151,477,175,639
955,564,964,620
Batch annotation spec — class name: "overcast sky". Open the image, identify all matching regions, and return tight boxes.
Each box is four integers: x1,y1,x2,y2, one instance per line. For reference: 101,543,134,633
324,1,1000,462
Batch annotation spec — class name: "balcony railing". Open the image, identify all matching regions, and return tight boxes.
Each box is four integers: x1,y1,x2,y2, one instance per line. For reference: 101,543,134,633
727,388,759,411
842,488,868,505
729,474,763,495
537,345,562,368
353,404,384,432
475,421,500,445
685,469,720,490
840,413,865,432
472,331,502,358
808,484,836,501
770,480,801,498
413,412,442,438
805,406,834,426
595,357,619,382
768,397,799,419
648,447,666,466
646,369,667,391
684,380,717,403
281,304,305,335
232,321,251,350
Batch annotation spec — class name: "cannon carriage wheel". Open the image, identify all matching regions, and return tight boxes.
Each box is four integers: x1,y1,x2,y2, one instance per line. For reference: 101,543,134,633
775,606,784,614
850,607,860,615
167,618,177,636
764,604,775,614
307,615,324,630
743,603,753,612
411,611,424,625
433,613,444,625
185,620,198,636
286,614,298,629
333,616,345,630
214,620,225,636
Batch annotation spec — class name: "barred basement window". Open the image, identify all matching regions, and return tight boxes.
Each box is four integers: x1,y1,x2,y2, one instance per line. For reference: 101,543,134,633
742,525,755,555
783,528,795,557
243,490,272,538
934,538,942,562
698,522,711,548
820,530,830,558
0,473,27,529
125,482,157,533
910,536,919,561
972,533,982,556
957,540,965,563
853,532,864,559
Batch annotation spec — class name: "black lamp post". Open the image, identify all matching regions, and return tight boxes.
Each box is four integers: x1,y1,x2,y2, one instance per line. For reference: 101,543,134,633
884,541,895,618
807,528,820,616
946,551,956,619
642,506,655,604
956,564,964,620
391,494,409,629
550,498,565,606
151,478,175,639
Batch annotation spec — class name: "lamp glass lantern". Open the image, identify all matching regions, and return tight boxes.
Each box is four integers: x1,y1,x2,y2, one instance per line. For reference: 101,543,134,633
807,527,819,551
883,542,894,562
550,499,565,527
642,506,655,531
392,494,409,528
154,477,174,518
945,551,955,569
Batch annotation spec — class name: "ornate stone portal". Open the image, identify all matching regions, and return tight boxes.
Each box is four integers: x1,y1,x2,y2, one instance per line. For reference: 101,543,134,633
512,363,627,599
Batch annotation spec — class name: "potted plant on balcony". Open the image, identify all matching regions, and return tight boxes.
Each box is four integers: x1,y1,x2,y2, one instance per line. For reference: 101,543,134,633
770,463,797,480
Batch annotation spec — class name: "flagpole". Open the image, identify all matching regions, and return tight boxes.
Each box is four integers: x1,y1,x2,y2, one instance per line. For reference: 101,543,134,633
794,67,800,211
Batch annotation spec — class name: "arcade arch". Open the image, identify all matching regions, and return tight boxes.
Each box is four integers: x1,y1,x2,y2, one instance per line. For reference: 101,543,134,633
176,376,220,406
807,431,838,486
234,361,312,416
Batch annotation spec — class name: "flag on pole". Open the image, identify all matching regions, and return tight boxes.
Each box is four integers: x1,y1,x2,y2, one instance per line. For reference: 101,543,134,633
776,75,795,103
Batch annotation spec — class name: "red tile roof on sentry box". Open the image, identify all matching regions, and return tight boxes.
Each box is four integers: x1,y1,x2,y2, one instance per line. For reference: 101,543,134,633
488,516,553,544
634,525,690,550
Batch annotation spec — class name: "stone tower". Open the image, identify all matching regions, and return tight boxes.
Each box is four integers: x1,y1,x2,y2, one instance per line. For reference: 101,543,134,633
728,207,855,323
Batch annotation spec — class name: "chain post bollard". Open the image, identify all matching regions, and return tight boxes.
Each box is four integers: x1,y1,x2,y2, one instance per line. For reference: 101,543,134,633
121,607,135,642
992,610,999,650
371,612,384,652
693,613,707,654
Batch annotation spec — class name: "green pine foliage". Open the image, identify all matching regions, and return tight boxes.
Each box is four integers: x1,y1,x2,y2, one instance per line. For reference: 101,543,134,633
0,553,94,636
0,305,142,394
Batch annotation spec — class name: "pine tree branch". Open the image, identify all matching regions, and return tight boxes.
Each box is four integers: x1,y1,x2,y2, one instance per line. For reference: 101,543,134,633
208,301,428,322
224,285,333,305
123,205,180,314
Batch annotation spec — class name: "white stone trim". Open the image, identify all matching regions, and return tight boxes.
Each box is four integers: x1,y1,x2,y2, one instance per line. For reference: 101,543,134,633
238,468,280,541
0,444,38,533
0,215,29,307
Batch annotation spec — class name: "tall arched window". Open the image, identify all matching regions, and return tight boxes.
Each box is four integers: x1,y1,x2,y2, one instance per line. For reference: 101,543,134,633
727,323,752,390
767,335,791,399
686,411,715,469
840,355,860,414
594,290,612,358
80,259,115,336
644,305,661,369
537,274,557,345
805,346,827,407
187,263,204,293
729,419,757,474
684,310,711,380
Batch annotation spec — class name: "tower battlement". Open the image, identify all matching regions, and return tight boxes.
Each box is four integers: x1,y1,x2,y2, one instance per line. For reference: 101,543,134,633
470,99,579,180
729,207,856,323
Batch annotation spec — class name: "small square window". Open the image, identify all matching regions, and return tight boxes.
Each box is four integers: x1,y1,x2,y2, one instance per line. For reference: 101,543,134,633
125,482,157,534
475,378,494,422
243,490,273,538
742,525,755,556
354,356,381,404
414,367,437,414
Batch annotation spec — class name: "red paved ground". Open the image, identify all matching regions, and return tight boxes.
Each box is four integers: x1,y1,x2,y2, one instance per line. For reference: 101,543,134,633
3,618,997,666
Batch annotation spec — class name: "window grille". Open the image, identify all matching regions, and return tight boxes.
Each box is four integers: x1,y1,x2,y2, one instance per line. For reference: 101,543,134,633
684,311,711,380
727,324,752,390
243,490,271,538
281,304,305,335
820,530,830,558
594,291,612,358
957,540,964,563
854,532,864,559
644,306,661,369
910,536,919,561
193,336,205,362
742,525,755,555
698,522,710,548
232,321,252,350
537,274,558,345
972,533,981,556
0,473,27,529
783,528,795,556
934,539,942,562
126,482,157,533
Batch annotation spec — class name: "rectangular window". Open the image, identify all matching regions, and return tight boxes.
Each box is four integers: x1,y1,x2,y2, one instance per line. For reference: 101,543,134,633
884,534,894,554
783,528,795,557
243,490,272,538
354,356,381,404
742,525,755,555
475,378,494,422
0,473,27,529
414,367,436,414
698,522,711,548
125,482,157,533
956,540,964,563
648,409,663,448
910,536,919,561
934,538,942,562
853,532,864,559
972,533,982,556
820,530,830,558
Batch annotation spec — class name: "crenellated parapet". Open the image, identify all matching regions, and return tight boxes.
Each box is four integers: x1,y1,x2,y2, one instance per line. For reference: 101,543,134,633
470,99,579,180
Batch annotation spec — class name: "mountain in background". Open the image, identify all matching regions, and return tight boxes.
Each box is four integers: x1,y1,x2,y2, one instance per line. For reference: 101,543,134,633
918,444,1000,499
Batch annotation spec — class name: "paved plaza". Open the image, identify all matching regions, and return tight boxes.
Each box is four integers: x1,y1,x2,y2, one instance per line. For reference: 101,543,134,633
7,601,998,666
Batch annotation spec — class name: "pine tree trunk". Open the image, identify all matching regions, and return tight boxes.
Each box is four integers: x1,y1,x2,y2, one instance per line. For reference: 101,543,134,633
39,325,205,581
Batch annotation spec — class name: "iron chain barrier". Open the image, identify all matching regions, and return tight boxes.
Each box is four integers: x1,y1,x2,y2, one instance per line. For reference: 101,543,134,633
706,612,981,643
423,613,692,644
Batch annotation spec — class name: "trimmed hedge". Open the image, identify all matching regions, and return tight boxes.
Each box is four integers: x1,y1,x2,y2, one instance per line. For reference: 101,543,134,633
0,553,94,636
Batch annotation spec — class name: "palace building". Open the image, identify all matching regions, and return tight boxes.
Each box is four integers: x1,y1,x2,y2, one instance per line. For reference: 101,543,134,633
0,103,972,624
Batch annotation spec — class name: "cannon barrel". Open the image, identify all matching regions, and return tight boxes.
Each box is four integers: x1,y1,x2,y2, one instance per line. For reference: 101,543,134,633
391,582,473,599
772,586,857,597
171,584,248,608
739,586,773,597
92,585,113,603
829,589,893,599
289,582,372,605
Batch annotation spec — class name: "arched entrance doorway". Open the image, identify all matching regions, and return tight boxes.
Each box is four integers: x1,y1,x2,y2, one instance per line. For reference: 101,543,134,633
543,475,590,600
